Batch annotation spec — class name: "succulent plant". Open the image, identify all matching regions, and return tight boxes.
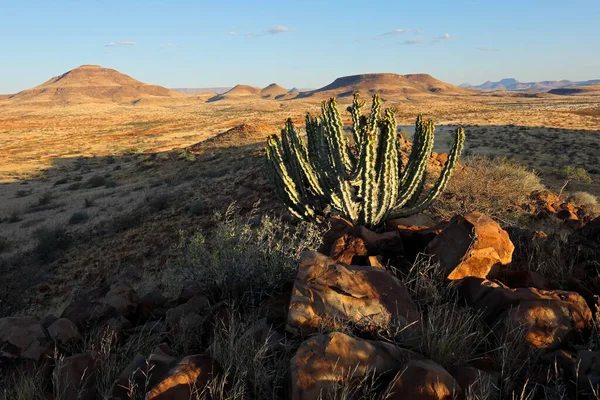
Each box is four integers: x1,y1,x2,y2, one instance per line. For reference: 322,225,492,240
265,93,465,227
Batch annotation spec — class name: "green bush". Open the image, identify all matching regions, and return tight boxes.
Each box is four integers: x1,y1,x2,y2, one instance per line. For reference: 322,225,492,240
69,211,89,225
34,226,71,262
567,191,598,207
166,205,323,304
85,175,108,188
557,165,593,184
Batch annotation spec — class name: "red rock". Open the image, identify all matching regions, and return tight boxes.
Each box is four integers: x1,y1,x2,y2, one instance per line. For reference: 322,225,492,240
451,366,499,399
287,251,422,346
47,318,80,345
458,278,592,352
494,270,551,290
0,316,52,362
145,355,222,399
387,359,463,400
290,332,420,400
53,353,96,400
427,212,514,280
102,282,139,319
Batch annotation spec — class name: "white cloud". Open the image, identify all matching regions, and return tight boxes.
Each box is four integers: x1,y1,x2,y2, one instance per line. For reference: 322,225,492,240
432,33,452,43
375,28,421,39
400,38,425,45
476,46,499,52
228,31,237,35
247,25,291,37
267,25,290,35
105,41,136,47
160,43,173,49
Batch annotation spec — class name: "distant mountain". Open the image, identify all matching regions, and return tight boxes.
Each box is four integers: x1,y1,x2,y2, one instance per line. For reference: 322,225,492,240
461,78,600,92
548,83,600,96
299,73,473,99
6,65,186,105
260,83,289,99
171,87,231,94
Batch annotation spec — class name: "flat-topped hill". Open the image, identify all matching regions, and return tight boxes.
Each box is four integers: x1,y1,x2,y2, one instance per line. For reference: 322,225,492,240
6,65,186,105
299,73,473,99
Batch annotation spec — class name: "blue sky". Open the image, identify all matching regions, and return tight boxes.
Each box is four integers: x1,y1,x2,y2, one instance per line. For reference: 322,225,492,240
1,0,599,93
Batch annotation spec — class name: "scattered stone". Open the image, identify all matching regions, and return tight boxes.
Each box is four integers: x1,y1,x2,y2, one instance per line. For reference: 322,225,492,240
459,277,592,352
145,355,222,399
53,353,96,400
60,300,116,330
287,251,422,345
0,316,52,362
165,295,210,329
451,366,500,399
387,359,463,400
47,318,80,346
427,212,514,280
103,282,140,319
290,332,419,400
494,270,551,290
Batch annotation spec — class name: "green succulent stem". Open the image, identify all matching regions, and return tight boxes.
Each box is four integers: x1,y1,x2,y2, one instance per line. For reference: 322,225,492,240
264,93,465,227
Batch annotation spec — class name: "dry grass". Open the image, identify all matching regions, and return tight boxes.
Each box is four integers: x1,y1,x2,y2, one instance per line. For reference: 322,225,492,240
431,156,544,223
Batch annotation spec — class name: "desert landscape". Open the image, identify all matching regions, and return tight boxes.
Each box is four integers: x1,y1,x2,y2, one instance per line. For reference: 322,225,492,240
1,58,600,400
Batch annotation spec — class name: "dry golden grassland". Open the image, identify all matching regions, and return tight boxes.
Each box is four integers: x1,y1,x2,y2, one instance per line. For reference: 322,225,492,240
0,91,599,316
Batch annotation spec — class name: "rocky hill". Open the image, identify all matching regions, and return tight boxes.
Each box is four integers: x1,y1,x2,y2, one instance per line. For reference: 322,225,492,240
461,78,600,92
299,73,473,99
549,83,600,96
171,87,232,95
5,65,186,105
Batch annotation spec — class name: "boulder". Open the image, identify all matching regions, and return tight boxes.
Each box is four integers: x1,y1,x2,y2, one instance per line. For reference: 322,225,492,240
459,278,592,352
0,316,52,362
165,295,210,330
287,251,421,345
103,282,139,319
60,300,117,330
290,332,420,400
387,359,463,400
451,366,500,399
47,318,80,346
321,216,407,267
53,353,96,400
145,355,222,399
426,212,514,280
110,346,177,399
386,213,437,231
494,270,551,290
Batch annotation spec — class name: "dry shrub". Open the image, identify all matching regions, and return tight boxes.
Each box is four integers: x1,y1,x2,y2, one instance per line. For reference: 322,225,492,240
203,312,294,400
431,157,543,223
165,204,323,305
567,191,598,207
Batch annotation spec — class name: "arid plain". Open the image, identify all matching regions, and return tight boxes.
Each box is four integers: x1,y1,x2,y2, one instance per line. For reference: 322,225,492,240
1,64,599,314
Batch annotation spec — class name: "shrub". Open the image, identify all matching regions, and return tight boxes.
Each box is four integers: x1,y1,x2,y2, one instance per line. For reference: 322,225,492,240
265,94,464,227
104,179,118,188
37,192,53,206
67,182,82,191
430,157,544,223
112,211,143,232
69,211,89,225
147,193,172,211
33,226,71,262
0,236,9,253
187,200,206,215
85,175,108,188
567,191,598,207
165,204,323,304
15,189,32,198
557,165,593,184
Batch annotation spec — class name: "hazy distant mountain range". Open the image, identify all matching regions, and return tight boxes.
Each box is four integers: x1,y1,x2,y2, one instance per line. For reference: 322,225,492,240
460,78,600,92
